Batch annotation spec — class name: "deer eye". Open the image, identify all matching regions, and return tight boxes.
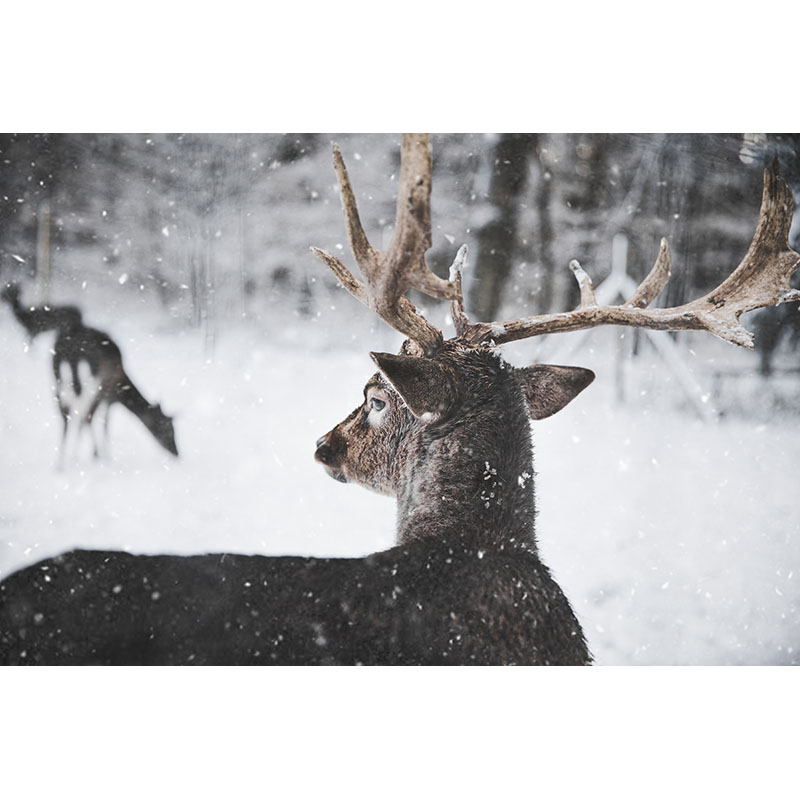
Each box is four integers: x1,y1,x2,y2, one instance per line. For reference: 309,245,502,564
369,397,386,412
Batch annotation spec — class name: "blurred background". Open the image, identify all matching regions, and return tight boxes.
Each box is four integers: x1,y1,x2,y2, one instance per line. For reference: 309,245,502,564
3,133,799,356
1,132,799,664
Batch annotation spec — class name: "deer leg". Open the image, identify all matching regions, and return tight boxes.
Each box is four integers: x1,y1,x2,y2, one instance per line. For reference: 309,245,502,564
54,363,74,471
56,407,69,471
58,409,86,470
87,400,110,461
84,417,100,460
69,361,104,462
65,408,91,466
84,399,100,460
101,403,111,460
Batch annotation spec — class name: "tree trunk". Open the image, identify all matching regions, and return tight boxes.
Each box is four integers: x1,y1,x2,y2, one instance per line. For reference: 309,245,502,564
469,134,538,322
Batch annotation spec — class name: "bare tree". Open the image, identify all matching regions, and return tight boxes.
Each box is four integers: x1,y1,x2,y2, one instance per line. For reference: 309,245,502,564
468,134,538,321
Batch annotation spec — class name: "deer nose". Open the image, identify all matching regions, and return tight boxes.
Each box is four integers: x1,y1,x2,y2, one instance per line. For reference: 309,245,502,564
315,434,334,464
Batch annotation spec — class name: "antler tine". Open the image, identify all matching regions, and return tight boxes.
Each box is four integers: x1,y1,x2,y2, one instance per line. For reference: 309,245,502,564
625,238,672,309
312,135,458,356
387,134,459,302
308,246,368,302
462,159,800,350
448,244,471,337
569,259,599,308
697,157,800,319
331,143,376,269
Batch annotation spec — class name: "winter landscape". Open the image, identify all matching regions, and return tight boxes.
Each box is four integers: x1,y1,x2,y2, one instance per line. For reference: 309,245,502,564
1,133,799,665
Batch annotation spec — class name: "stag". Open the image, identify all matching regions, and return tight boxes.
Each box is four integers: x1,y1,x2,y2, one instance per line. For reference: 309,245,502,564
0,136,797,665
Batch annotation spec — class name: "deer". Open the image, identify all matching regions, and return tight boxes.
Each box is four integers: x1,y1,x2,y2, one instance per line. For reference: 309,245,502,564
2,282,178,462
0,136,797,665
52,321,179,463
1,282,83,339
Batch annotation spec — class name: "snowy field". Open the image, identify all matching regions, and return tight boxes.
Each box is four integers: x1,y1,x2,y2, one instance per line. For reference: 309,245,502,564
1,295,799,666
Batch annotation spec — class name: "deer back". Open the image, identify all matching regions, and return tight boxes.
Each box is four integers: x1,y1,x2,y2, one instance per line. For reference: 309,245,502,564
0,543,590,665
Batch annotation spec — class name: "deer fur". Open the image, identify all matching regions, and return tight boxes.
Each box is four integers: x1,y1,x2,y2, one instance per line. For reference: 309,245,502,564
0,340,593,665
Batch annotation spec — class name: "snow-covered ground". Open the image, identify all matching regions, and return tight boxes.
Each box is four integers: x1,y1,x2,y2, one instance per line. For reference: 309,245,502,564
1,296,799,665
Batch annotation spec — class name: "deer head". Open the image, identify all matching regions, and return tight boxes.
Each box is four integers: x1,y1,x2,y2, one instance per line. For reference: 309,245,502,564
312,135,800,550
1,282,21,304
141,403,178,457
315,336,593,548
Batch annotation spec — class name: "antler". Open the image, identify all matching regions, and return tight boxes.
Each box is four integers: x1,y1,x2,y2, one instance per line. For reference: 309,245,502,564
455,159,800,350
311,134,459,356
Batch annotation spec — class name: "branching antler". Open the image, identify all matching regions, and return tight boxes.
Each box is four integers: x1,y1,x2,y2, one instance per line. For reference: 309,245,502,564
315,138,799,356
456,159,800,350
311,134,459,356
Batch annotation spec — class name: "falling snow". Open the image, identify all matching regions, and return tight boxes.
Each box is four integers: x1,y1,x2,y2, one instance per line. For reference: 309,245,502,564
1,133,799,666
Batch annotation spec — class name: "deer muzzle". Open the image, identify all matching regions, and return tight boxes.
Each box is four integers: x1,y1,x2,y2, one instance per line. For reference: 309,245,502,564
314,433,348,483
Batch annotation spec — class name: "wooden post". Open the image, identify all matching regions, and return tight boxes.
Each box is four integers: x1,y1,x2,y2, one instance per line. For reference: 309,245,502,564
36,200,52,303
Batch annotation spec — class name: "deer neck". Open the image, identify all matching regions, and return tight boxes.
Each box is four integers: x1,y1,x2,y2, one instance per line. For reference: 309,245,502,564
114,374,153,420
5,295,35,334
394,395,537,553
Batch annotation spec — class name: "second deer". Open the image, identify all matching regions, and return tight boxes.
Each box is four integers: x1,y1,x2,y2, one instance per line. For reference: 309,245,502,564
0,136,797,665
2,283,178,462
52,321,178,463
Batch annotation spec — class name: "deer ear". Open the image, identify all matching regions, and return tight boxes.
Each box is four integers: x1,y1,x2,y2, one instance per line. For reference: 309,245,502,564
370,352,454,420
516,364,595,420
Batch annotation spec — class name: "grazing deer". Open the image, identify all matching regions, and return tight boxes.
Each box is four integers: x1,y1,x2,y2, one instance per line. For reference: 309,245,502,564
0,137,797,665
1,282,178,462
52,321,179,463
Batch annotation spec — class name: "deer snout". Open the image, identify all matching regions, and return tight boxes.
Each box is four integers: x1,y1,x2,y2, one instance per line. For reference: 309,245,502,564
315,434,333,463
314,432,348,483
